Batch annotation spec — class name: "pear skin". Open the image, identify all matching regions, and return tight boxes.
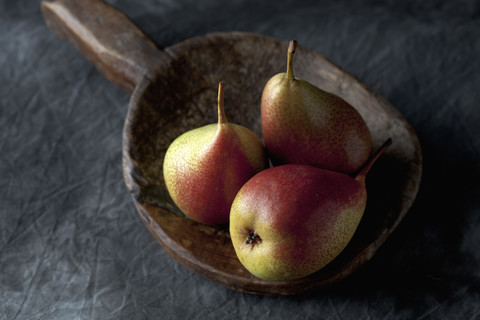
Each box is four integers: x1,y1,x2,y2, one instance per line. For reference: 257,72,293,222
230,139,392,281
261,40,373,175
163,82,267,225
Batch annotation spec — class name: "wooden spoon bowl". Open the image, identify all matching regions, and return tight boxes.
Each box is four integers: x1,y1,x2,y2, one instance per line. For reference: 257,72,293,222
42,0,422,295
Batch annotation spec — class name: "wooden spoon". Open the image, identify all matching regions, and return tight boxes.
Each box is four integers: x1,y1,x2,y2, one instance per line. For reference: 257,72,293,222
41,0,422,295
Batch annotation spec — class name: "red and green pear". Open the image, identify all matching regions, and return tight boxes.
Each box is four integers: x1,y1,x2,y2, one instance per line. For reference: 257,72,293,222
261,40,373,175
229,138,392,281
163,82,267,225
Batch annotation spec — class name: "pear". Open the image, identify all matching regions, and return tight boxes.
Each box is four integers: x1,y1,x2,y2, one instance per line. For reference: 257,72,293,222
261,40,373,175
163,82,267,225
229,138,392,281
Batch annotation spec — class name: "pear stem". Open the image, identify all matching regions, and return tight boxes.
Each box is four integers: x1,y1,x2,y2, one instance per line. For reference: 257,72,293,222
285,40,297,80
217,81,228,124
354,138,393,183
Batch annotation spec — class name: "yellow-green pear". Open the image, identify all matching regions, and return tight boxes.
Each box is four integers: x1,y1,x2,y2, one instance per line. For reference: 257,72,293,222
230,139,391,281
163,82,267,225
261,40,373,175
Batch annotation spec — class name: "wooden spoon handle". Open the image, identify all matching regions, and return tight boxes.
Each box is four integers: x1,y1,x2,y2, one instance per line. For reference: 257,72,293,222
41,0,169,93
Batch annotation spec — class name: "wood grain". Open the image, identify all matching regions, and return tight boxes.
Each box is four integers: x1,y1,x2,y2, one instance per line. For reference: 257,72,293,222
42,0,422,295
41,0,168,93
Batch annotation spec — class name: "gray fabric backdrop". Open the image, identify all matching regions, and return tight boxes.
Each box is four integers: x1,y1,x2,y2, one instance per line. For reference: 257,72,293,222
2,0,479,319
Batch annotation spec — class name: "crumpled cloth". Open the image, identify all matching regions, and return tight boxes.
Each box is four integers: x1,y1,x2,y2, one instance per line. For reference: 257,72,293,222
1,0,479,319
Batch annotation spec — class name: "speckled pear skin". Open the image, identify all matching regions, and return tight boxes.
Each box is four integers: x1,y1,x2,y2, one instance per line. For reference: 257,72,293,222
229,139,391,281
261,41,373,175
163,82,267,225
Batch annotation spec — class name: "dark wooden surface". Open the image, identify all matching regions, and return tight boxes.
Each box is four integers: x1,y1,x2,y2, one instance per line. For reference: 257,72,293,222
42,0,422,295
